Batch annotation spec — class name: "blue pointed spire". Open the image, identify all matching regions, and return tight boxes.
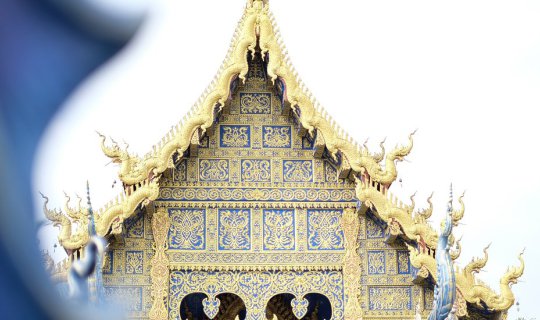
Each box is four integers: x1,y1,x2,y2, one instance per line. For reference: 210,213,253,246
87,180,96,236
86,181,104,305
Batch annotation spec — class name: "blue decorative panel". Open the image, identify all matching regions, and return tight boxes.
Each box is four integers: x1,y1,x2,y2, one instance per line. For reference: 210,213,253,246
283,160,313,182
199,159,229,181
168,208,206,250
173,159,187,182
220,125,250,148
325,162,338,182
263,209,295,250
367,250,386,274
125,214,144,238
104,286,143,311
397,250,410,274
241,159,271,182
366,218,384,238
103,250,113,274
262,125,291,148
240,92,271,114
307,209,344,250
368,286,412,311
125,251,144,274
218,209,251,250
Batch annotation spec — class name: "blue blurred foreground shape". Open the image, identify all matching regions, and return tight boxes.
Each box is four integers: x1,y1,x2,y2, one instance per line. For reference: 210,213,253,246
0,0,144,318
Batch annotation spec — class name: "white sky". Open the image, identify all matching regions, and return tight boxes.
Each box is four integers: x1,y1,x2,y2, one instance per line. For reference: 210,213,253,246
33,0,540,318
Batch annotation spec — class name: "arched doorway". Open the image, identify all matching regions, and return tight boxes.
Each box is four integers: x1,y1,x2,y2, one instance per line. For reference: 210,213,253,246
180,292,246,320
265,293,332,320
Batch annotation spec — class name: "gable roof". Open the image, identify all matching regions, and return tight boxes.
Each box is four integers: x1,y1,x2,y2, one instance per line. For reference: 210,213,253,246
98,0,415,188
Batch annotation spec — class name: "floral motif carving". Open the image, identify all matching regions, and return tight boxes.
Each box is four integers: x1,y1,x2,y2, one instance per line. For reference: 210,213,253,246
220,125,250,148
241,159,271,182
283,160,313,182
240,92,271,114
397,250,410,274
307,209,344,250
367,251,386,275
218,209,251,250
366,217,384,239
125,214,144,238
262,125,291,148
126,251,144,274
199,159,229,181
368,286,412,311
168,209,205,250
263,209,295,250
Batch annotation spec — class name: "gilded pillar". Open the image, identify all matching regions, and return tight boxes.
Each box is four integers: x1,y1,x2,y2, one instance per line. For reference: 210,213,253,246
342,208,363,320
149,208,170,320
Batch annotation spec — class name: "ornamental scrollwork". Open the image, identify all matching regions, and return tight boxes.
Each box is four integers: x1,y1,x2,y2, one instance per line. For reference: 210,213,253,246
262,125,291,148
199,159,229,181
241,159,271,182
169,270,344,320
307,209,344,250
240,92,271,114
263,209,295,250
218,209,251,250
168,208,206,250
220,125,251,148
283,160,313,182
368,286,412,311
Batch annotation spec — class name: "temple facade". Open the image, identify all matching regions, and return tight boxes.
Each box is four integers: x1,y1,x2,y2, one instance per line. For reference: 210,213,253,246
43,1,523,319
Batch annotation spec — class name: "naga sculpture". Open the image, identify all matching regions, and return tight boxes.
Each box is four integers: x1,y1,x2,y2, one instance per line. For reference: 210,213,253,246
41,192,90,250
428,193,457,320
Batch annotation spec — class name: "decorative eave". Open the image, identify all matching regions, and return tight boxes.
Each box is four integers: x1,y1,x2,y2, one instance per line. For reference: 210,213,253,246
98,0,414,188
355,175,524,314
41,177,159,250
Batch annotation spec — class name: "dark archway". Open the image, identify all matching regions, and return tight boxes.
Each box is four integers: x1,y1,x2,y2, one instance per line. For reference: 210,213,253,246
180,292,247,320
303,293,332,320
180,292,210,320
265,293,332,320
215,293,246,320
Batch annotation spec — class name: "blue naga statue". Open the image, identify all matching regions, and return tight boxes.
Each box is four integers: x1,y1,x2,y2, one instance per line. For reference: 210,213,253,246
428,190,457,320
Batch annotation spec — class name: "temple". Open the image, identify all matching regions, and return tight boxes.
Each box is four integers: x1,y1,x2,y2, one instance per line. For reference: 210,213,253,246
41,1,524,319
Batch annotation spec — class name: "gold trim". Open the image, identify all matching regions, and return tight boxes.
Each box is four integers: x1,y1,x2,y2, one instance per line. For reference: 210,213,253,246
149,208,170,320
